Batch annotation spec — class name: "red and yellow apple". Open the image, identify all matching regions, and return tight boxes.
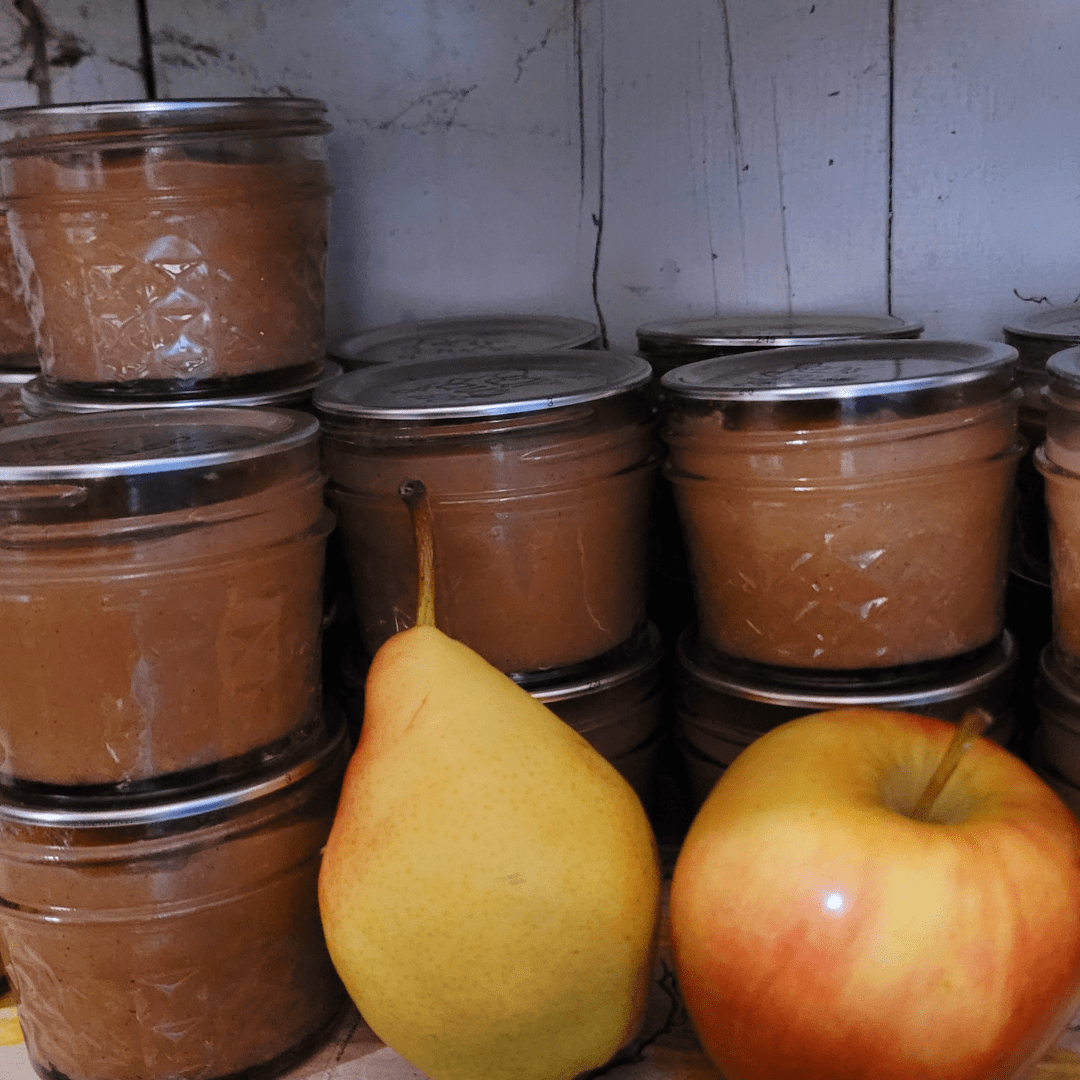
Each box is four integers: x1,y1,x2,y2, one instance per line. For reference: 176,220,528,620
669,708,1080,1080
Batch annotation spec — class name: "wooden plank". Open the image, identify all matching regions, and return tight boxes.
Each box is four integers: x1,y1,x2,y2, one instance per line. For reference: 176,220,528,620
598,0,892,344
147,0,891,350
892,0,1080,340
149,0,601,347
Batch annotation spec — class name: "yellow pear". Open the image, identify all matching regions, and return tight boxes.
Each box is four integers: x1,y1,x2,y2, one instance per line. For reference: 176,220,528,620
318,480,661,1080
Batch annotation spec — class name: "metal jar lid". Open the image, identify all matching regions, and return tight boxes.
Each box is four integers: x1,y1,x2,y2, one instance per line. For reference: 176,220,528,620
660,339,1018,413
329,315,601,368
1035,643,1080,719
0,406,319,523
1044,346,1080,403
636,312,923,358
20,362,342,418
1004,305,1080,345
676,628,1017,719
313,350,652,421
0,710,348,831
0,97,331,155
513,623,664,702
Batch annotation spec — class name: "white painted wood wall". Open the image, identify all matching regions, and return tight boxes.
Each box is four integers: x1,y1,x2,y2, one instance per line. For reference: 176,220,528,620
0,0,1076,351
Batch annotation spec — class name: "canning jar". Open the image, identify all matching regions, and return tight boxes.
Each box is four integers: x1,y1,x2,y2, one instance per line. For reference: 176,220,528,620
0,369,31,425
635,312,923,380
315,351,659,676
330,314,601,370
1033,348,1080,678
0,98,331,397
0,407,332,790
0,712,348,1080
661,340,1022,670
675,628,1018,807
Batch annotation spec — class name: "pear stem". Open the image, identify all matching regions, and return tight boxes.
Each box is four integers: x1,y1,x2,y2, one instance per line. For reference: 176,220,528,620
399,479,436,629
909,707,993,822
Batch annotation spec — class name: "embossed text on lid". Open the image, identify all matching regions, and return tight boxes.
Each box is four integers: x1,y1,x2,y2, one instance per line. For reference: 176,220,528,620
636,312,923,349
313,350,653,420
330,315,601,367
660,339,1018,403
0,406,317,481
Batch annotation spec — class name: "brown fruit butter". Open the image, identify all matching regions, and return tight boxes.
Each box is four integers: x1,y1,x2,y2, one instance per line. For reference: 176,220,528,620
0,214,35,370
0,407,332,790
0,714,349,1080
315,351,659,675
661,341,1022,670
0,98,331,395
1036,347,1080,677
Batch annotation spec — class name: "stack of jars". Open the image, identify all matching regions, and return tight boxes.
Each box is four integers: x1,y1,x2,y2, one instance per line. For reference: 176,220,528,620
655,339,1026,804
312,350,666,802
0,98,351,1080
1031,347,1080,814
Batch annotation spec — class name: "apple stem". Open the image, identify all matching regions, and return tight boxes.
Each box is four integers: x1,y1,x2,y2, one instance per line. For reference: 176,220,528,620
909,708,993,822
399,478,436,629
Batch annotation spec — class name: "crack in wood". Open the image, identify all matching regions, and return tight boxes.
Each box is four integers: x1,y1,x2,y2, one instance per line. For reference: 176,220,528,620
11,0,53,103
771,77,793,310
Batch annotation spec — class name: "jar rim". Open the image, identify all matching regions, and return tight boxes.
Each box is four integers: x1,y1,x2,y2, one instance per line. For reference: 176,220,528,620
637,312,923,351
0,97,331,155
675,628,1016,708
660,339,1018,408
313,350,653,421
0,711,348,829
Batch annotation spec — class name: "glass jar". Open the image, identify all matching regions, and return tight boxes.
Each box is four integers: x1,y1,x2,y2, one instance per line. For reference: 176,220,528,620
0,407,333,791
1034,348,1080,679
330,314,601,370
0,98,332,397
675,628,1018,806
635,312,923,380
661,340,1022,670
1000,306,1080,581
1033,643,1080,789
314,351,659,677
0,211,35,372
0,713,348,1080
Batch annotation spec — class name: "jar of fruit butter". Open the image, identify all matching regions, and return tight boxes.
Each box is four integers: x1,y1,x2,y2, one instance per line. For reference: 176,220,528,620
1034,348,1080,680
314,351,659,678
0,711,349,1080
675,628,1019,807
660,340,1022,670
0,407,332,791
0,98,332,397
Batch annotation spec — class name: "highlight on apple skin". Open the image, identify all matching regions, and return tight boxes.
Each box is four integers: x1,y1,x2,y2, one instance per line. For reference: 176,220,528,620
668,707,1080,1080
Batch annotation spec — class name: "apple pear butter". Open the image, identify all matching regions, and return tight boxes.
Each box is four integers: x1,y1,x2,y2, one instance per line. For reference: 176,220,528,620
314,351,659,676
0,213,35,370
0,407,332,790
661,340,1022,670
0,98,331,396
0,714,349,1080
1034,347,1080,678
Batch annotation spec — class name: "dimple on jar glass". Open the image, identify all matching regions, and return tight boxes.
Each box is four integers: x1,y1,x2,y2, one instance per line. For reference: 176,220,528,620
0,407,332,791
661,340,1022,670
1034,348,1080,678
314,351,659,677
0,98,331,397
0,713,349,1080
